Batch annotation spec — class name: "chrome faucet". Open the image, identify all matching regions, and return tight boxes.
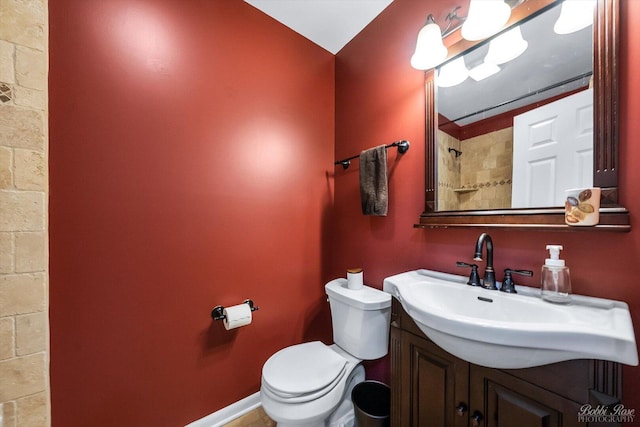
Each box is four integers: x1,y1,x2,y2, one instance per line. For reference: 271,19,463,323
473,233,497,290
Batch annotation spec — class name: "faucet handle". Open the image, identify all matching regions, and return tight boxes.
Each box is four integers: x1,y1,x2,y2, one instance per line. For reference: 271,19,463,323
456,261,481,286
501,268,534,293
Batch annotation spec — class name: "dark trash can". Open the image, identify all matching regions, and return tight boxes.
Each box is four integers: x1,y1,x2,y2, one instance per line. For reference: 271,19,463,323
351,380,390,427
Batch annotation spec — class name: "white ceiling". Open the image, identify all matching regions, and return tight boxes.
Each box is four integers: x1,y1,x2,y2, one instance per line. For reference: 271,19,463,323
243,0,394,54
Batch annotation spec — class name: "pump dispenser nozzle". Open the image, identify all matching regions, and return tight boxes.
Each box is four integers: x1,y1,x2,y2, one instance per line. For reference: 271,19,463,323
545,245,565,267
541,244,571,303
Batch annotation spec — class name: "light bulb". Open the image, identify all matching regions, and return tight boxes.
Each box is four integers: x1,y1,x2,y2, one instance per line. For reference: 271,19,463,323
554,0,596,35
462,0,511,41
411,16,448,70
485,26,528,65
437,57,469,87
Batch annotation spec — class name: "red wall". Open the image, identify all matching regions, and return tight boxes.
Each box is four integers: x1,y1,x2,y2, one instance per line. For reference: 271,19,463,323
49,0,640,424
335,0,640,409
49,1,334,426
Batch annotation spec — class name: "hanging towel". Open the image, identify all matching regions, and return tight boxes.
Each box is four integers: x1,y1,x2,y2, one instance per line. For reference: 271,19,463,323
359,145,388,216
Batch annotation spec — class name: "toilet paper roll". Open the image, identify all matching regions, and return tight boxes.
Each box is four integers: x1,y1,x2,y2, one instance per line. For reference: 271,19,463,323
347,268,364,290
223,303,252,330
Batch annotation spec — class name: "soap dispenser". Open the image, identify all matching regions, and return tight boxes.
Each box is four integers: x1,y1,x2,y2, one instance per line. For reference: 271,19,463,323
541,245,571,303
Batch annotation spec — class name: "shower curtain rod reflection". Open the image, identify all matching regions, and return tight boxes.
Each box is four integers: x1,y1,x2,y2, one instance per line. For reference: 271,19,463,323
439,72,593,127
334,140,410,170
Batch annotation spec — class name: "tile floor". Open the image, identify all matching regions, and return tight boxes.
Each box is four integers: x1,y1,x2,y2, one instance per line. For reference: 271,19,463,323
223,406,275,427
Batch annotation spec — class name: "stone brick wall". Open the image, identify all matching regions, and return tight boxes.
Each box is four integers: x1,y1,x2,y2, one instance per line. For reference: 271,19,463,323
458,128,513,210
0,0,50,426
437,127,513,211
437,129,461,211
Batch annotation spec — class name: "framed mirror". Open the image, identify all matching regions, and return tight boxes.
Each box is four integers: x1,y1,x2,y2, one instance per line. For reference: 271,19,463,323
417,0,630,231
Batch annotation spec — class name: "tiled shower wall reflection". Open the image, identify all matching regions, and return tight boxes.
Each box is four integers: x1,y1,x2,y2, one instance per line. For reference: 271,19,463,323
0,0,50,426
438,128,513,211
437,130,461,211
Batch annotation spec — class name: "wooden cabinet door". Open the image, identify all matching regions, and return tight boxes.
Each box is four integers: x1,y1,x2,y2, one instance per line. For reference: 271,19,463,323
470,365,582,427
392,329,469,427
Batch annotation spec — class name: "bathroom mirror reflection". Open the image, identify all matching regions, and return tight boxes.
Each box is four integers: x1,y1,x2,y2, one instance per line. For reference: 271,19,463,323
436,1,593,211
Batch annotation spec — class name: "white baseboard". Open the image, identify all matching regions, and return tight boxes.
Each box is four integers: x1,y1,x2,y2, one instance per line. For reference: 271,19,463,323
185,392,262,427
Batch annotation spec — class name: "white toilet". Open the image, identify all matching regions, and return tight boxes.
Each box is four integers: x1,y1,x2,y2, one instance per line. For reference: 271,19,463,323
260,278,392,427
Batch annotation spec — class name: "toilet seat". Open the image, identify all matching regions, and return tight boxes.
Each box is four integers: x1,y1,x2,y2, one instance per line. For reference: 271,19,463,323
261,365,346,404
261,344,364,427
262,342,347,403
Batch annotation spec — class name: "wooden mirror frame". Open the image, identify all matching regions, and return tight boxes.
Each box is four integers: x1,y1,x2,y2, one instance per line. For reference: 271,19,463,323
417,0,630,231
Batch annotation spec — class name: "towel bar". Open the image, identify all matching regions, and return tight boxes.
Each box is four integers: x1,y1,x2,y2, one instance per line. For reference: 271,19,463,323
335,140,410,170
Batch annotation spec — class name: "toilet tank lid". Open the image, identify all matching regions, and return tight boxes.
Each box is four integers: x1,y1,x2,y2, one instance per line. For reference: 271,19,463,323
325,279,391,310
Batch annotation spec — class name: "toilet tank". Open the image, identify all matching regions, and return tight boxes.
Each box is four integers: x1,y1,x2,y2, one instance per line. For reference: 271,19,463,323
325,279,392,360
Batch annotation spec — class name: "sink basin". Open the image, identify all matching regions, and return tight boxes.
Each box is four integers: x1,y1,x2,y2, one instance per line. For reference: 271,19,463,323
383,269,638,369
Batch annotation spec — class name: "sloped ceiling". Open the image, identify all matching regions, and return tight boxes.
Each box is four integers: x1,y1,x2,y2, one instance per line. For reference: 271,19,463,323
244,0,394,54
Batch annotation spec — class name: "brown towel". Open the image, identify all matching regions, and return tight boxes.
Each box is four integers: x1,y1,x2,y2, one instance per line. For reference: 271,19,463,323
359,145,388,216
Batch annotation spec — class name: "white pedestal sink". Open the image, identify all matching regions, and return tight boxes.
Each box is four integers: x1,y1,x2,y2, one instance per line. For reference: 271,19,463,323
383,269,638,369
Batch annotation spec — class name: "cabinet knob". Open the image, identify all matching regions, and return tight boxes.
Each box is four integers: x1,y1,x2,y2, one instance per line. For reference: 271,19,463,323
471,410,484,427
456,402,468,416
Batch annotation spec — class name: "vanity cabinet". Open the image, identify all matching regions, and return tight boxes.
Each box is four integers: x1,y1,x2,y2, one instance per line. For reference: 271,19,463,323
389,299,622,427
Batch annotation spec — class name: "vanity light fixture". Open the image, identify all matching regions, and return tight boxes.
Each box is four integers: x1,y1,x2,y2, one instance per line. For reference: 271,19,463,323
411,0,515,71
484,26,528,65
554,0,596,35
461,0,512,41
411,6,466,70
410,14,448,70
437,56,469,87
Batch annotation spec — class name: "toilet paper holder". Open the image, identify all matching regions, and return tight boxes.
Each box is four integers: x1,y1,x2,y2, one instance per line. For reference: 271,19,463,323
211,299,259,321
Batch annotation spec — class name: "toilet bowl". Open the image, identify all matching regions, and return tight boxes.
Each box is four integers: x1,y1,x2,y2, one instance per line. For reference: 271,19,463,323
260,279,391,426
261,342,364,426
